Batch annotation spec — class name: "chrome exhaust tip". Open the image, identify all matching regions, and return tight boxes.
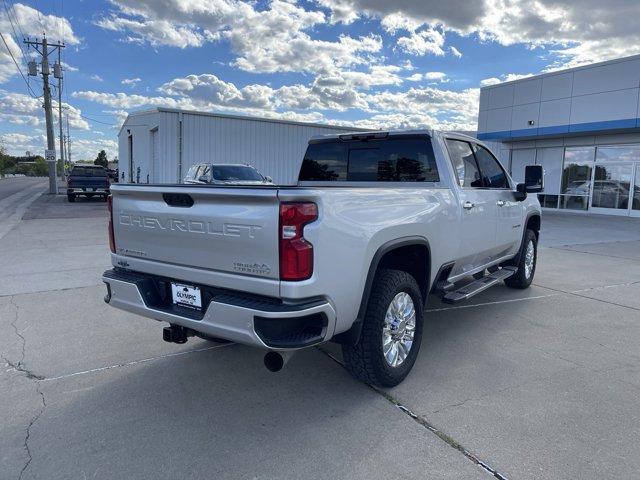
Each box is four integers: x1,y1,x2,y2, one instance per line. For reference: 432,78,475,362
263,351,294,372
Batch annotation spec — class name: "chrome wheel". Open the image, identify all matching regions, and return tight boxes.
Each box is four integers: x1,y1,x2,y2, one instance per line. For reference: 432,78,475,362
524,239,535,279
382,292,416,368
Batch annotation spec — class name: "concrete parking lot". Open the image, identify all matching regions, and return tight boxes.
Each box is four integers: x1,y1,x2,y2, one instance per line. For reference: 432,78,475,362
2,192,640,480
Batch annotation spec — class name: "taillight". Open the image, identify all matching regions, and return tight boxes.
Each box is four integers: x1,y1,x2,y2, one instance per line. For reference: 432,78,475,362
67,178,73,187
279,202,317,281
107,195,116,253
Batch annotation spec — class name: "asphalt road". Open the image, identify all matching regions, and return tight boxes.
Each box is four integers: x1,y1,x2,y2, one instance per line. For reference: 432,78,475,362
0,177,48,202
0,177,48,241
1,197,640,479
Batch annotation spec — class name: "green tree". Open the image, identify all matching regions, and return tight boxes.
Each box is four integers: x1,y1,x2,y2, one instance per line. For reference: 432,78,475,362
94,150,108,167
0,141,6,176
33,157,48,176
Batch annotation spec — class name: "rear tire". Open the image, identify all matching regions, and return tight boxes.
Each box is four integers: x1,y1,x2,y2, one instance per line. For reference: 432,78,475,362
505,229,537,289
67,194,75,202
342,269,423,388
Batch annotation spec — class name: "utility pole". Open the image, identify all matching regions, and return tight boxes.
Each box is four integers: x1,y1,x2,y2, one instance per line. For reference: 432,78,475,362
25,36,65,194
65,113,72,165
56,47,64,181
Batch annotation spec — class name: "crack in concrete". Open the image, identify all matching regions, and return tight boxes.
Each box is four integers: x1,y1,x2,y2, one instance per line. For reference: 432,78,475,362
42,342,234,382
18,382,46,480
2,296,47,480
541,282,640,313
317,347,509,479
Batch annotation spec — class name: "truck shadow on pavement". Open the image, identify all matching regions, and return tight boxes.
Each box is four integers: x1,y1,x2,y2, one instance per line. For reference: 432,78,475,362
33,342,442,479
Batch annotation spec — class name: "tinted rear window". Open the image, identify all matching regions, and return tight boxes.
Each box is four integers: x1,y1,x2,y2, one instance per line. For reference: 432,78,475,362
211,165,263,181
299,136,439,182
70,167,107,177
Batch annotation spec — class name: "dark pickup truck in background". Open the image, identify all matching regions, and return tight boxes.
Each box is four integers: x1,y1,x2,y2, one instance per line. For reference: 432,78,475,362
66,165,110,202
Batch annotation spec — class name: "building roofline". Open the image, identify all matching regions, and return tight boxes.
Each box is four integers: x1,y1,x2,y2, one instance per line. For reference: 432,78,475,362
480,52,640,91
119,107,370,135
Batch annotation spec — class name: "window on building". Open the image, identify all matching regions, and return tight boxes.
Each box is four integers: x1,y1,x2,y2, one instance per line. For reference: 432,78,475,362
596,145,640,163
592,163,633,210
560,147,595,211
445,139,483,188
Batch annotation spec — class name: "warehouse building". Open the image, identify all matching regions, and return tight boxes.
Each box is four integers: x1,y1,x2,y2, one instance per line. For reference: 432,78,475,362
118,108,362,185
478,54,640,216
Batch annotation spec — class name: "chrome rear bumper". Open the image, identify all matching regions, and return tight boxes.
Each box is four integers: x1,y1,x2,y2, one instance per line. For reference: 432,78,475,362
102,269,336,350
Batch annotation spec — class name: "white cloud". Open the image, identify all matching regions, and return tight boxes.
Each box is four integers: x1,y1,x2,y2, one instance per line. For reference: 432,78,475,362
0,132,114,162
72,90,181,109
1,4,79,84
10,3,79,44
480,73,534,87
450,46,462,58
61,62,78,72
480,77,501,87
121,77,141,86
406,71,447,83
0,90,89,130
69,138,118,162
397,28,446,56
365,86,479,131
317,0,640,67
99,0,383,75
0,132,46,155
158,74,274,109
91,74,104,82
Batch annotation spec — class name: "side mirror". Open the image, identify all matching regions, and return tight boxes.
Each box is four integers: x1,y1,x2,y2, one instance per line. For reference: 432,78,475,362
265,176,273,183
197,175,210,183
514,183,527,202
524,165,544,193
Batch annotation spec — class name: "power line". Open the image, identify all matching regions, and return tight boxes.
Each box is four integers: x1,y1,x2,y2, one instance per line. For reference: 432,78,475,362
3,0,26,56
79,113,117,125
0,30,41,98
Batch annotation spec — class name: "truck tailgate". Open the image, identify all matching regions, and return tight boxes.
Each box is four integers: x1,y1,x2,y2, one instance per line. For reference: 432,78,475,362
111,184,280,280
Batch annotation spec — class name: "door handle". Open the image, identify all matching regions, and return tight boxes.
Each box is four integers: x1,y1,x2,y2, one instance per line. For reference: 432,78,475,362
463,201,475,210
496,200,506,207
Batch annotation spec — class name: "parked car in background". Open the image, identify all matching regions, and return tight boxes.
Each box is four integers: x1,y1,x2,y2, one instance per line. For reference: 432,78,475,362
107,168,119,183
184,163,273,185
66,165,110,202
103,131,543,387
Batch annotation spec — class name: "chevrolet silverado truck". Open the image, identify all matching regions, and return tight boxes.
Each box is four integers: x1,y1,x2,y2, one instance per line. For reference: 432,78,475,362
102,131,543,387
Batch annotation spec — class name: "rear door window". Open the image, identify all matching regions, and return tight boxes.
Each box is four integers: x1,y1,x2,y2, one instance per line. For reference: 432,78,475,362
299,136,438,182
445,139,483,188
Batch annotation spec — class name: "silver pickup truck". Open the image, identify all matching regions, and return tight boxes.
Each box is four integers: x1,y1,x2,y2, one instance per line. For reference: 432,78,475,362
103,131,543,387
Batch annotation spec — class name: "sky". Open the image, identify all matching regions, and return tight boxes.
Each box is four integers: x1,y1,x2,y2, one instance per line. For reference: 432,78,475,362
1,0,640,161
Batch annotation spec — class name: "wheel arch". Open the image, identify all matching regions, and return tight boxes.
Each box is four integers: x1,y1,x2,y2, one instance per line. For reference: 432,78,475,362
333,236,431,345
507,212,541,266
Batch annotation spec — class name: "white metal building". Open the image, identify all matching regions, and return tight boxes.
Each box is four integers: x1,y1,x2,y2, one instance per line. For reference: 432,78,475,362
478,54,640,216
117,108,363,185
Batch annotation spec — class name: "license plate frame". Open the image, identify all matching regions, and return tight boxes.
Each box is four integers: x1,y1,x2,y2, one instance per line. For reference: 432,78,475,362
170,282,202,310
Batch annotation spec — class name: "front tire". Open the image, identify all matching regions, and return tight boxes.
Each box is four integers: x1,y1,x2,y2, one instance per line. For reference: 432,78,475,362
67,194,75,202
505,229,537,289
342,269,423,388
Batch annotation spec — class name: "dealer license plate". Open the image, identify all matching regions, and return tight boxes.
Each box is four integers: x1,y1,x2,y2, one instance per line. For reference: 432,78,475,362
171,283,202,310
